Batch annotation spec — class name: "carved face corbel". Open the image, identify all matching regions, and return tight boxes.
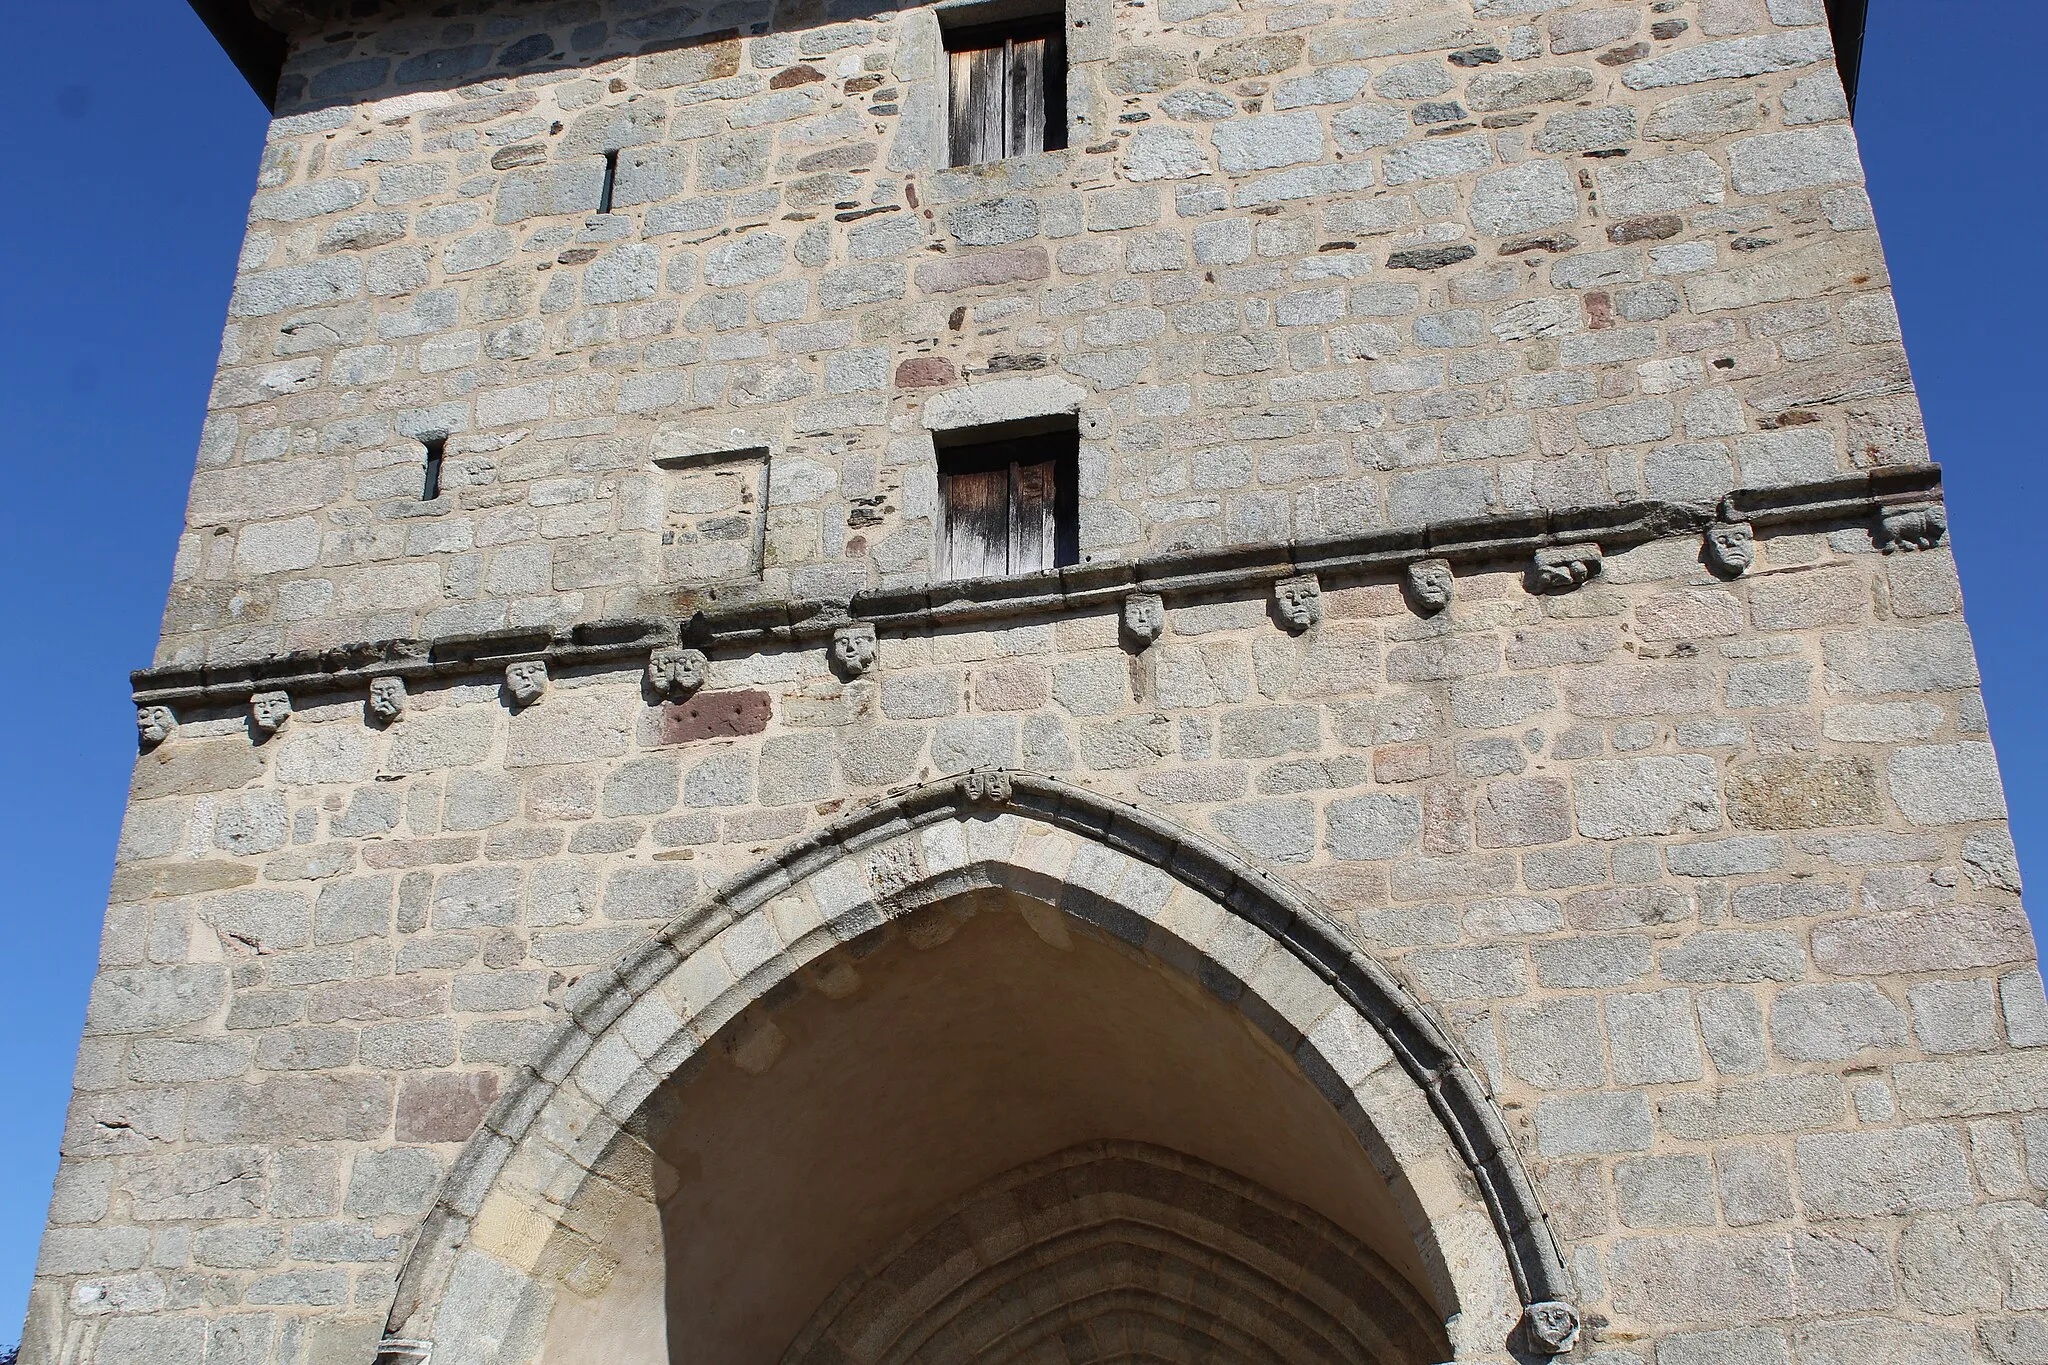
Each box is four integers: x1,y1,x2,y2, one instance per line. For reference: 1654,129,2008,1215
1704,520,1755,577
136,705,176,749
1121,592,1165,648
830,624,878,679
250,690,292,737
1531,544,1603,594
1521,1301,1581,1355
1404,559,1454,614
367,676,408,724
647,645,708,699
1273,574,1323,633
504,660,549,708
958,768,1013,805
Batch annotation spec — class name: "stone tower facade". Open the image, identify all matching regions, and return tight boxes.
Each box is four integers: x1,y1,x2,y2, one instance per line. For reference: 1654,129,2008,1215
26,0,2047,1361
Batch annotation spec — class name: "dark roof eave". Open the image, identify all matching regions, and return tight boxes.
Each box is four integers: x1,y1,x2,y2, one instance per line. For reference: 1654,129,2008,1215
189,1,1872,117
189,0,288,107
1825,0,1870,109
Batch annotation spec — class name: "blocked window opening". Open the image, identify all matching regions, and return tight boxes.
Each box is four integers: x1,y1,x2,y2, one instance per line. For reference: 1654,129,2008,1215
421,435,446,501
598,149,619,214
937,424,1078,580
944,14,1067,167
654,443,769,584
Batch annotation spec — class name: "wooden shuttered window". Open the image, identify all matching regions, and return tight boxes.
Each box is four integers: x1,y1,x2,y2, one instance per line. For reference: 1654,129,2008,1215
938,434,1079,581
945,17,1067,167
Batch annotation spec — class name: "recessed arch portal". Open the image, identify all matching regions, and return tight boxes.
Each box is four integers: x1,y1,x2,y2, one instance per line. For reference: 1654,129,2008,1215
380,774,1572,1365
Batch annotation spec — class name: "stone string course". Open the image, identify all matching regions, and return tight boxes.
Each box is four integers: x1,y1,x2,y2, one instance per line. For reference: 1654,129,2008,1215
23,0,2047,1363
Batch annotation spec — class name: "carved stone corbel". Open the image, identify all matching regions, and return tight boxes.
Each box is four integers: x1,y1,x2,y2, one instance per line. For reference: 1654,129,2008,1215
1531,544,1602,594
1521,1301,1582,1355
830,623,878,679
1877,502,1947,554
1121,592,1165,648
1273,574,1323,632
1704,498,1756,578
137,706,176,749
957,768,1014,805
1404,558,1454,614
368,676,408,725
504,660,548,708
647,645,708,699
250,690,292,737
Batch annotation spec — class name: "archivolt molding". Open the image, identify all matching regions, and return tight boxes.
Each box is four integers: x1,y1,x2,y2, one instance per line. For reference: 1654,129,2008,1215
379,773,1573,1364
781,1140,1449,1365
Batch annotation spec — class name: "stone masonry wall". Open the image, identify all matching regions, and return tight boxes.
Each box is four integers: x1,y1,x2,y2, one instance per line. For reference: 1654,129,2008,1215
38,532,2048,1363
23,0,2048,1363
168,0,1917,670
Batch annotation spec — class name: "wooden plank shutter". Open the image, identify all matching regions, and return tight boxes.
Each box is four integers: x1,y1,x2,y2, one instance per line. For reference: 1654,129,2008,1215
941,466,1011,580
947,20,1064,165
1007,35,1047,160
1009,459,1056,573
948,42,1009,168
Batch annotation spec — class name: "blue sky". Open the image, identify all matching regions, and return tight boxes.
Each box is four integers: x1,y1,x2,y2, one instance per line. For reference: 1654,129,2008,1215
1,0,2040,1342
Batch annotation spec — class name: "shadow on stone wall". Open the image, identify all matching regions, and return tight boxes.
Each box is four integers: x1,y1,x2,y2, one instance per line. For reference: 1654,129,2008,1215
271,0,916,115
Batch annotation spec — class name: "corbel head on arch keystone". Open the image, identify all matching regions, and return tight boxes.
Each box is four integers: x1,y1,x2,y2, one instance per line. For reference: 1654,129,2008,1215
957,767,1014,805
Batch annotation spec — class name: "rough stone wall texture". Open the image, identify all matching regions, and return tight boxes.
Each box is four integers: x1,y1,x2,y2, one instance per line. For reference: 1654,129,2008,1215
163,0,1915,670
23,0,2048,1362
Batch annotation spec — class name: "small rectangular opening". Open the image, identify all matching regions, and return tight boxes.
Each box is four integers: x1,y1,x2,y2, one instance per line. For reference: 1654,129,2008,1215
598,149,619,214
421,436,445,501
943,14,1067,167
937,425,1079,580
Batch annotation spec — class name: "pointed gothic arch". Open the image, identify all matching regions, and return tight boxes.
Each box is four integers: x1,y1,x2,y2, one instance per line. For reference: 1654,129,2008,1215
378,773,1574,1364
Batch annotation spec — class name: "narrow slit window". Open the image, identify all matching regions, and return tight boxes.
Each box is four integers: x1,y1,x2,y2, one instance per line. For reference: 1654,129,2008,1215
944,15,1068,167
421,436,445,501
937,428,1079,581
598,149,619,214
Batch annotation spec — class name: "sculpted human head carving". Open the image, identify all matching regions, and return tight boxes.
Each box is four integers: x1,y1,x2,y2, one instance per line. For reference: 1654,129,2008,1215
504,660,548,707
1121,592,1165,647
647,645,708,698
1705,520,1755,577
958,768,1013,804
367,676,408,724
250,690,292,736
1273,574,1323,632
1522,1301,1582,1354
831,623,877,679
136,706,176,748
1404,559,1454,614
